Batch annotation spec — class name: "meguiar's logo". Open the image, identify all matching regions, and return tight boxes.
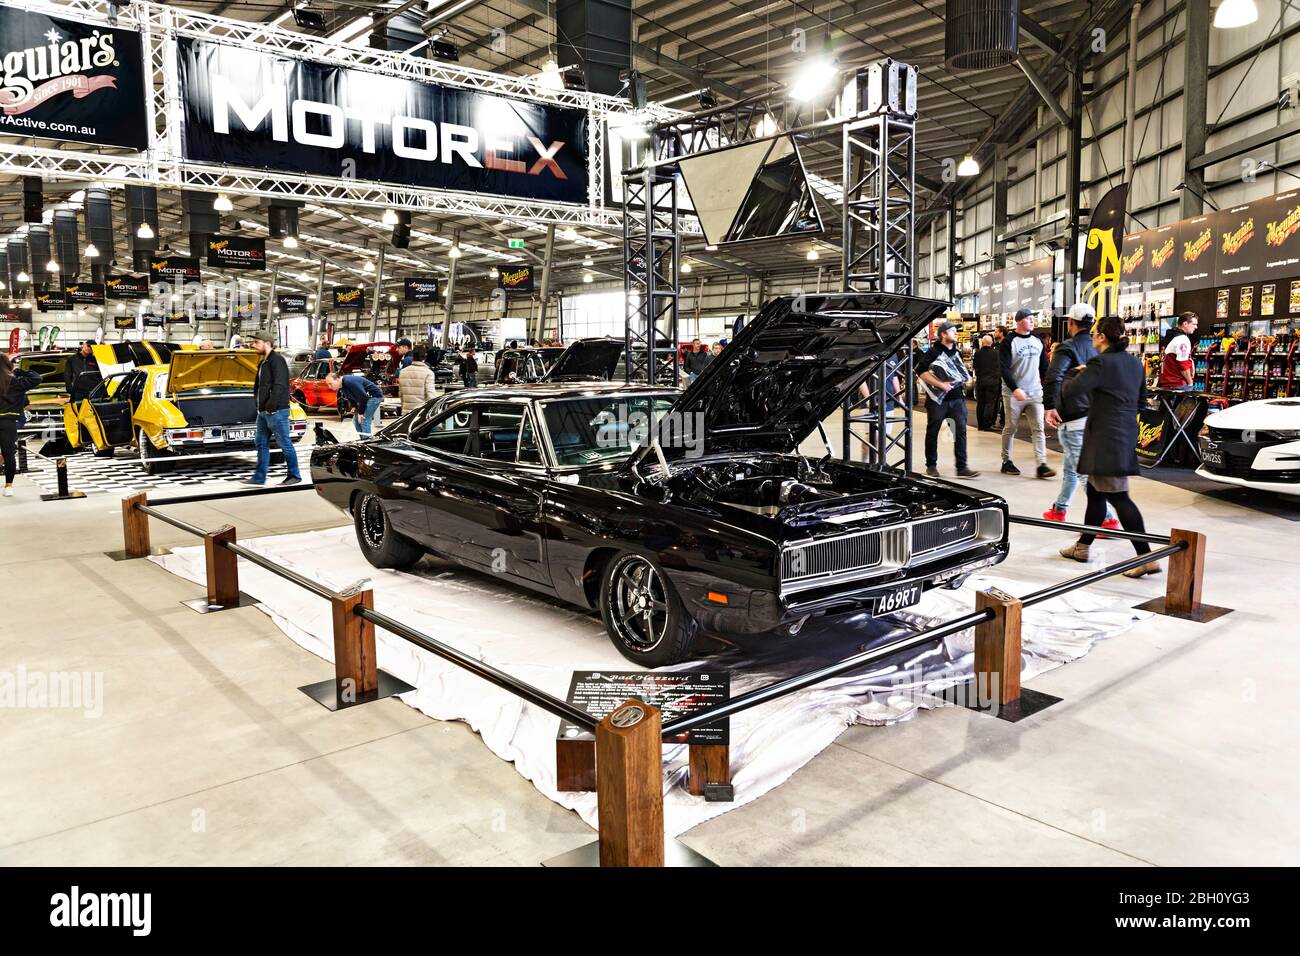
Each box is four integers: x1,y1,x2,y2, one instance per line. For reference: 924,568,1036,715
1183,228,1212,263
1137,419,1163,449
1220,217,1254,256
0,27,118,114
500,267,530,288
1152,237,1175,268
1266,205,1300,248
209,238,229,251
1122,245,1145,275
336,288,361,303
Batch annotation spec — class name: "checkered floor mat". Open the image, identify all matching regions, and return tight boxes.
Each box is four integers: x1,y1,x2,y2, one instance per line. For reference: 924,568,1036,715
20,439,310,498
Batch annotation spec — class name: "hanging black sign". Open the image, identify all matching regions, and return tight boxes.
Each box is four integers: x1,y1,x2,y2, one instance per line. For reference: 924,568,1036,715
403,276,441,302
1214,202,1265,285
1080,183,1127,313
1147,223,1178,291
332,286,365,310
1121,229,1151,292
1176,213,1217,291
164,310,190,324
105,273,151,300
175,37,589,205
142,313,163,328
35,283,66,312
206,234,266,271
1258,189,1300,281
0,6,149,151
64,282,105,306
149,256,202,282
276,293,308,315
498,265,533,293
113,314,136,330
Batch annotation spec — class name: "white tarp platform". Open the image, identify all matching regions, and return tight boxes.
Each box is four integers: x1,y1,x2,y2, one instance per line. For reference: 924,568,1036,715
153,527,1151,837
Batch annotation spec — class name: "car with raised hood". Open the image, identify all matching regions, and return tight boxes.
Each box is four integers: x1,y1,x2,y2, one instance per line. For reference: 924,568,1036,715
63,349,307,474
289,342,411,418
309,293,1009,666
494,345,568,384
1197,398,1300,497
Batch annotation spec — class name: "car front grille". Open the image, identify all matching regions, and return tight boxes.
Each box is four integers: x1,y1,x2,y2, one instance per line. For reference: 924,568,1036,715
780,508,1002,591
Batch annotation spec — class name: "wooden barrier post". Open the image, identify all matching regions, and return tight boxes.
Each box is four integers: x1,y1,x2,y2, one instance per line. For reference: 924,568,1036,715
1165,528,1205,614
595,700,664,867
204,525,240,608
332,588,378,705
121,492,150,558
974,587,1022,709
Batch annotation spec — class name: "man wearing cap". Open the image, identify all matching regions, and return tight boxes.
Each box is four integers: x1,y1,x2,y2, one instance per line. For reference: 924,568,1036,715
999,308,1055,479
393,338,414,377
243,330,301,486
914,319,980,479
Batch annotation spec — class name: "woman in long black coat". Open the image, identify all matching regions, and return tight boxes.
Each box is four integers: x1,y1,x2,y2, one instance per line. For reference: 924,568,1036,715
1057,315,1160,576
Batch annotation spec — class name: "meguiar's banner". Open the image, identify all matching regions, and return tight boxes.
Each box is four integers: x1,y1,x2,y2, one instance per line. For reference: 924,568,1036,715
0,4,149,150
332,286,365,310
207,234,266,271
175,37,589,205
1081,183,1127,315
105,273,150,299
498,265,534,293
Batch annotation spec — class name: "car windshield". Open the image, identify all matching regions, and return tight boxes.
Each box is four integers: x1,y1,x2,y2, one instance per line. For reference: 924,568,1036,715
541,394,677,466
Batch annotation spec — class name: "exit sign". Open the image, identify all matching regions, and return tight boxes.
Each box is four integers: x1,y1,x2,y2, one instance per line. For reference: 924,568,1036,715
508,239,525,249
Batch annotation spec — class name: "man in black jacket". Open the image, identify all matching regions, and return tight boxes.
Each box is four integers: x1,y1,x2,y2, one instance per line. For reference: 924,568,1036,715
915,320,980,479
244,330,301,486
972,334,1001,430
1042,304,1117,527
63,341,97,403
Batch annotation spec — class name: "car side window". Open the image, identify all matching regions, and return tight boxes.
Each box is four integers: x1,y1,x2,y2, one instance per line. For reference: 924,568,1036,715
518,413,543,465
410,405,473,456
472,404,527,463
122,371,147,407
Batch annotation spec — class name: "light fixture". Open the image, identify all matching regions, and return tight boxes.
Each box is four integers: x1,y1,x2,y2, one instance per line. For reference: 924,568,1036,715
615,124,649,141
957,155,981,177
46,258,59,272
448,244,462,258
583,273,593,283
69,190,86,203
582,257,593,266
0,280,4,290
756,114,779,137
562,226,579,241
806,249,820,261
116,303,125,312
388,293,397,302
283,235,298,248
16,270,29,283
381,208,400,226
789,56,838,102
84,243,99,258
681,261,692,273
213,194,234,212
705,244,718,251
136,222,154,240
538,59,565,91
1213,0,1258,28
363,260,376,274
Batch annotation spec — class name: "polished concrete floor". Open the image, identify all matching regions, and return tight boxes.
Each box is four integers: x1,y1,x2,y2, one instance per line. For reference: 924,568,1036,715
2,416,1296,866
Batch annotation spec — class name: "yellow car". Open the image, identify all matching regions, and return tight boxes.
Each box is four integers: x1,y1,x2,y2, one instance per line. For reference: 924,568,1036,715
64,349,307,474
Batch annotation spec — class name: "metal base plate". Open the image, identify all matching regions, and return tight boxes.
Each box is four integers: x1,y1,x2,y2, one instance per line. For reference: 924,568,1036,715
298,669,416,712
1134,597,1234,622
182,593,258,614
40,491,87,501
104,547,171,561
542,839,718,867
937,683,1063,723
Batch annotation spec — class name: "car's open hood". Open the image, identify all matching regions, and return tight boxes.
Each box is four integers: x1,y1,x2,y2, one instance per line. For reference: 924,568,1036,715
541,337,624,382
631,292,946,465
167,350,259,392
339,343,396,375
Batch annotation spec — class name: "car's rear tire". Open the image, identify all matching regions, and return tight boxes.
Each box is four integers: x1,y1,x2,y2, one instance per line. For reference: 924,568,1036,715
599,551,698,667
353,492,423,570
138,428,173,475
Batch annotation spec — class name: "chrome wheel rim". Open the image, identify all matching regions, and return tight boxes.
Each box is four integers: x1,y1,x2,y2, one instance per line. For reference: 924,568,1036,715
610,556,668,652
359,495,386,550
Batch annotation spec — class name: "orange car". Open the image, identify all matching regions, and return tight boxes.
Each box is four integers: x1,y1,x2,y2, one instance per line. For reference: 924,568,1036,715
290,343,402,417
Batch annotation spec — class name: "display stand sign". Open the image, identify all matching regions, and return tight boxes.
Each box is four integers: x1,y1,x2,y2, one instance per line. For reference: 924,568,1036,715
1136,403,1169,467
149,256,202,283
557,670,730,745
206,235,266,271
275,294,308,315
106,273,150,300
0,5,149,150
332,286,365,310
64,282,105,306
403,277,441,302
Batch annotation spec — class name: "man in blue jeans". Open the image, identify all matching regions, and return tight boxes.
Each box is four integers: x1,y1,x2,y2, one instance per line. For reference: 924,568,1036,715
243,330,302,486
328,370,384,438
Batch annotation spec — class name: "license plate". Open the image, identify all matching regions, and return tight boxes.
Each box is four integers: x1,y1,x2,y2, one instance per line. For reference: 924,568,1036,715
226,428,255,441
1200,441,1222,466
874,583,921,616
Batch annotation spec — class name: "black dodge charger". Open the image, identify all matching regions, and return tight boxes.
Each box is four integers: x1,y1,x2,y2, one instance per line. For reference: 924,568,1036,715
311,292,1009,666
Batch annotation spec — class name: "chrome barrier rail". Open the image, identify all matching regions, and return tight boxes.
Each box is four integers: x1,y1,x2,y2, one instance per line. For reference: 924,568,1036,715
112,488,1228,867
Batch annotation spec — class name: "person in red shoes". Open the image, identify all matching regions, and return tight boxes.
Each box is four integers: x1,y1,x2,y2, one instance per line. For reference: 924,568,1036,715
1042,303,1118,531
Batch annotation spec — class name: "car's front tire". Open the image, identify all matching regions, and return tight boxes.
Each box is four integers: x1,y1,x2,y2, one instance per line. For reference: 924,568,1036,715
353,492,423,570
599,551,698,667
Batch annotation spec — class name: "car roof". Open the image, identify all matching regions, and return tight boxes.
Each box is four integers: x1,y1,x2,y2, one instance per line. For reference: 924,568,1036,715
447,383,679,402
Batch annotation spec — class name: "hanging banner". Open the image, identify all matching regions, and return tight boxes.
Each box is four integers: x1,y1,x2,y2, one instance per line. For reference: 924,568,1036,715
105,273,151,300
332,286,365,310
206,234,266,271
149,256,202,283
0,5,149,150
1080,183,1128,314
1176,213,1217,291
142,313,163,328
8,328,19,353
175,38,589,205
113,314,136,330
64,282,105,306
1147,223,1178,292
275,294,308,315
1214,202,1264,285
1260,189,1300,280
403,277,441,302
977,273,992,313
35,284,66,312
1120,229,1150,293
498,265,534,293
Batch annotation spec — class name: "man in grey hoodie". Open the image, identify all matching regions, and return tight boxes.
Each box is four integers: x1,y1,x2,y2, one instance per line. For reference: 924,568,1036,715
999,308,1056,479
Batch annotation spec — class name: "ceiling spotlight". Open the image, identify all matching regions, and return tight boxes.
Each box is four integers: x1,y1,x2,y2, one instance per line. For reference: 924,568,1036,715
16,270,29,283
46,258,60,272
283,235,299,248
806,249,820,261
681,261,692,273
582,257,593,266
0,280,4,290
789,56,838,102
562,227,579,241
363,260,376,274
957,155,981,177
616,124,650,141
84,243,99,258
583,273,593,283
448,245,462,258
538,59,565,91
1214,0,1258,28
213,194,234,212
381,208,400,226
388,293,397,302
136,222,154,240
705,244,718,251
116,303,125,312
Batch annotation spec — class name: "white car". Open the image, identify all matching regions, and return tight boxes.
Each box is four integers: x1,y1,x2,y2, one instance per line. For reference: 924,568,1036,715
1198,398,1300,496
